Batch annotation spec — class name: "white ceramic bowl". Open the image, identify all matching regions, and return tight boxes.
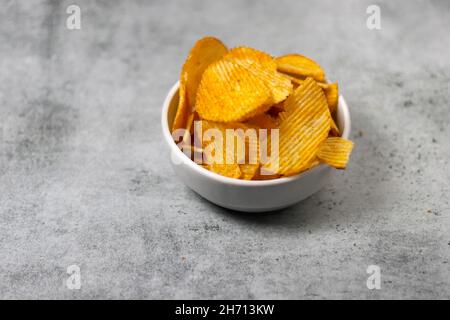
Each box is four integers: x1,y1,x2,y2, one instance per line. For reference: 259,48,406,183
162,81,351,212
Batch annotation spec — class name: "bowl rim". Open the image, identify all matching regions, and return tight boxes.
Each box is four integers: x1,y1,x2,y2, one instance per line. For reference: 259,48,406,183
161,81,351,187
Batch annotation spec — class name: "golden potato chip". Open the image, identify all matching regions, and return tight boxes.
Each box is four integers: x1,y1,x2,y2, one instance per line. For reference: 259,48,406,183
196,46,293,122
278,74,338,113
225,46,275,69
172,37,227,131
182,112,195,144
184,37,228,107
226,47,293,103
172,80,189,132
262,78,331,176
276,54,326,82
330,117,340,136
323,82,339,114
317,137,354,169
280,72,303,87
196,59,274,122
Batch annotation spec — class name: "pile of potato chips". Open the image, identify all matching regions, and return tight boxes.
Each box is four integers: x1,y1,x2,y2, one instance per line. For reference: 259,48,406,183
172,36,354,180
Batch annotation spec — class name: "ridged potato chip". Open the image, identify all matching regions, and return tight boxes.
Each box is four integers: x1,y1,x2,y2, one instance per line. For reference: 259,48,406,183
280,75,338,113
323,82,339,114
172,80,189,132
276,54,326,82
172,37,227,131
225,46,275,69
280,72,303,87
317,137,354,169
226,47,292,103
330,117,340,136
196,59,274,122
262,78,331,175
196,46,292,122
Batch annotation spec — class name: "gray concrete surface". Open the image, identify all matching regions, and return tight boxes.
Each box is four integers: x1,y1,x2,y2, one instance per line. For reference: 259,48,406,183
0,0,449,299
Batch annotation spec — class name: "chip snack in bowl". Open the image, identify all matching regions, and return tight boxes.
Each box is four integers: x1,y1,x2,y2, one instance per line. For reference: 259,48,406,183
170,37,354,183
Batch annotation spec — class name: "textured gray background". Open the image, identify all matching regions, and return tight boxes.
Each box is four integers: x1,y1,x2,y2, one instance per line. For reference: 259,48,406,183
0,0,449,299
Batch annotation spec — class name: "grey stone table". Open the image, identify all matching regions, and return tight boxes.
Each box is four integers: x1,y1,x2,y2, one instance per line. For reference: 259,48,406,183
0,0,449,299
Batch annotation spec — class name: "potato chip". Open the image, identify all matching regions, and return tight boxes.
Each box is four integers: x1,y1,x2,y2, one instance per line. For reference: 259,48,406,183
196,59,274,122
196,46,293,122
182,112,195,144
172,37,227,131
323,83,338,114
184,37,228,107
330,117,340,136
280,72,303,87
226,47,293,103
280,75,338,113
262,78,331,175
225,46,275,69
276,54,326,82
317,137,354,169
172,80,189,132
